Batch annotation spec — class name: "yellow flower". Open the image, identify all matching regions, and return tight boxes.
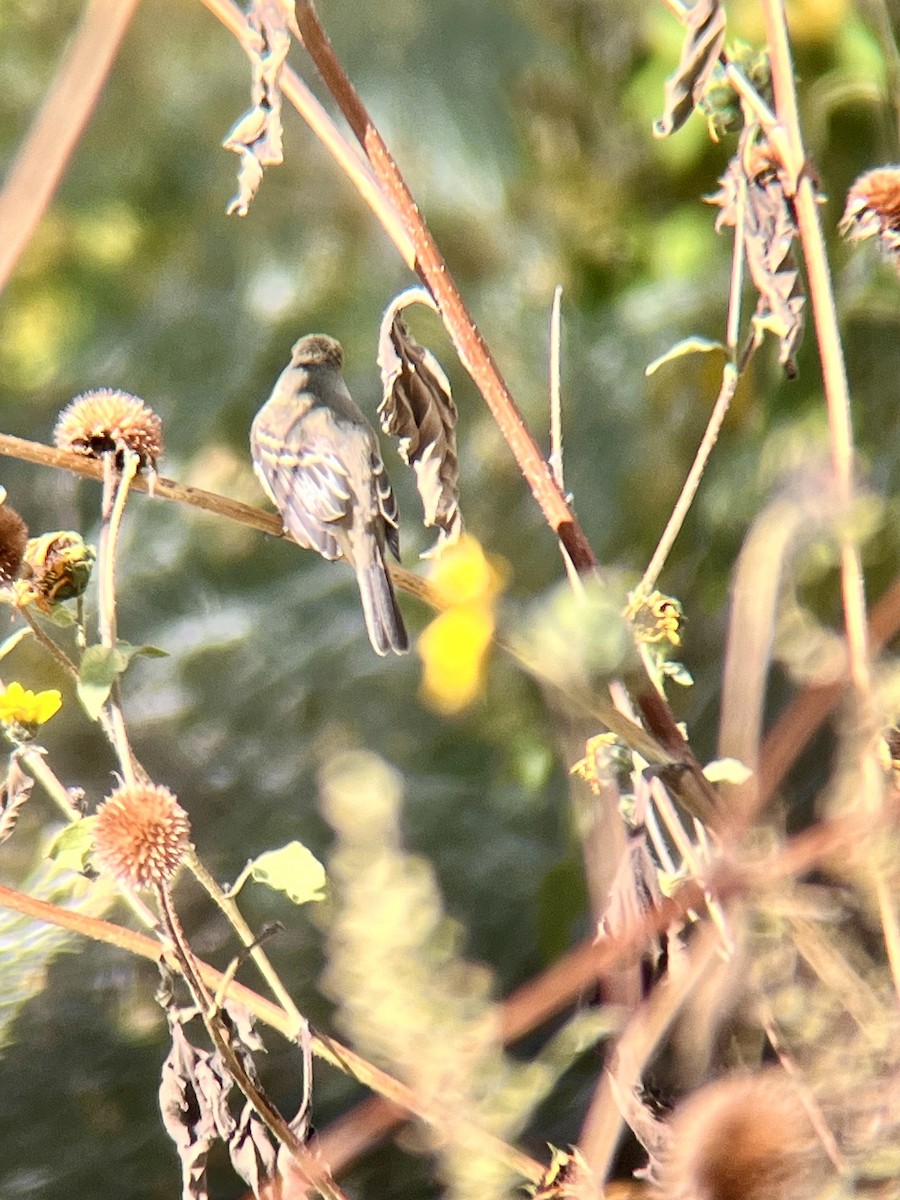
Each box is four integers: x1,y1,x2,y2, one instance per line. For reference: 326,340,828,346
428,532,506,609
0,681,63,729
418,535,508,714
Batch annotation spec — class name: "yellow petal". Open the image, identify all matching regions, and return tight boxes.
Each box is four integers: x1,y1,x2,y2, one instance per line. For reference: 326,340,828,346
31,689,63,724
418,606,494,715
428,534,508,609
0,681,28,720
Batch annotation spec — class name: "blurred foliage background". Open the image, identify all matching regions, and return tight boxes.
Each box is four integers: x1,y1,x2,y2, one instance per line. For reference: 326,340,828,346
0,0,899,1196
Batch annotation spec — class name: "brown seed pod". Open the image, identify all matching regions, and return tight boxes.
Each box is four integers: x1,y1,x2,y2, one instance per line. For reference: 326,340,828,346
0,505,29,583
656,1071,831,1200
93,783,190,889
54,388,163,469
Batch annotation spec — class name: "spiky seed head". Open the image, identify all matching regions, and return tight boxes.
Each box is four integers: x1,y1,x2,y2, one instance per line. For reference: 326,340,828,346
54,389,163,469
0,505,28,583
93,783,190,889
657,1071,829,1200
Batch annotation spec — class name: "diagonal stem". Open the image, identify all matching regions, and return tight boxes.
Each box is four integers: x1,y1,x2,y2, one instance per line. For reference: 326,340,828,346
0,0,142,293
293,2,597,575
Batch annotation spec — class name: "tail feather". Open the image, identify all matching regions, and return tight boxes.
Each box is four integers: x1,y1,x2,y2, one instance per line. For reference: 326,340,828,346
355,551,408,656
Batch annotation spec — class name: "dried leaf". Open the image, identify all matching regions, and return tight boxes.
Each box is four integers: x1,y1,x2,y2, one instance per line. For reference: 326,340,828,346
708,129,806,376
223,0,298,217
377,287,462,556
229,1101,277,1198
159,1022,236,1200
607,1075,671,1185
654,0,726,138
600,830,668,991
0,753,34,845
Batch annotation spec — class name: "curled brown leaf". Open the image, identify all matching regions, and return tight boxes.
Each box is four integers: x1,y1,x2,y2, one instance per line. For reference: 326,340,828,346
223,0,298,217
377,287,462,556
655,0,726,139
708,128,806,377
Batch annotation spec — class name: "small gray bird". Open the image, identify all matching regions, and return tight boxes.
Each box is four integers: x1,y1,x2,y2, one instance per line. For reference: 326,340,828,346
251,334,409,656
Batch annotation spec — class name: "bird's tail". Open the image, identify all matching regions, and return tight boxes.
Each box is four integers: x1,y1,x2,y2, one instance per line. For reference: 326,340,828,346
354,543,409,656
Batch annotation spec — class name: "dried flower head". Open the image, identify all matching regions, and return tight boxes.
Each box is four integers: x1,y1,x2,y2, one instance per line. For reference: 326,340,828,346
656,1071,830,1200
54,388,163,469
15,531,95,612
93,783,190,889
840,166,900,273
0,505,28,583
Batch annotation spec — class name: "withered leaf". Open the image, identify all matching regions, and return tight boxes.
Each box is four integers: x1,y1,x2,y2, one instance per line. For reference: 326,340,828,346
654,0,726,138
0,754,34,846
159,1022,236,1200
377,287,462,556
601,830,668,993
224,0,298,217
708,128,805,376
229,1101,278,1198
607,1076,671,1186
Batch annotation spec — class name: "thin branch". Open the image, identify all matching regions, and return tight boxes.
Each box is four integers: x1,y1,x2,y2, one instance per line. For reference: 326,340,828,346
0,0,142,293
291,1,597,574
549,285,565,493
578,924,722,1184
96,452,141,786
761,1,872,699
0,432,424,600
638,359,740,596
187,844,309,1051
154,881,345,1200
0,879,546,1185
196,0,415,266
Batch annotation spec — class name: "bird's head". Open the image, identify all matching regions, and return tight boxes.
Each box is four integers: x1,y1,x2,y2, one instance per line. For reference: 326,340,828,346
290,334,344,370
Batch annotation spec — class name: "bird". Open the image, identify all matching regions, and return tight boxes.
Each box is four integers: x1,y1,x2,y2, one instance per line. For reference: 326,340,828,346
250,333,409,656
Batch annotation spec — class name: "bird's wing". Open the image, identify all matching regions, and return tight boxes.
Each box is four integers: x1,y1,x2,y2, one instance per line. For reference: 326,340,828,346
372,450,401,561
253,418,354,561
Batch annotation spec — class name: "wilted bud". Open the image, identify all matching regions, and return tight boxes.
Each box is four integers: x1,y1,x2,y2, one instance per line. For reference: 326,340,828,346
54,388,163,469
93,783,191,889
16,531,95,612
0,505,29,583
840,167,900,274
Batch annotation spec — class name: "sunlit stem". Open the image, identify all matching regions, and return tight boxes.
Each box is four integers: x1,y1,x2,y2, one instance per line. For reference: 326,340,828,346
97,450,140,787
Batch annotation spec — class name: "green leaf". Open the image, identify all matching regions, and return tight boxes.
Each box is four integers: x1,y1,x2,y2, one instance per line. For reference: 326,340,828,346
237,841,327,906
77,645,129,719
645,336,724,376
45,604,78,628
703,757,753,785
119,642,169,660
77,641,167,720
47,818,96,875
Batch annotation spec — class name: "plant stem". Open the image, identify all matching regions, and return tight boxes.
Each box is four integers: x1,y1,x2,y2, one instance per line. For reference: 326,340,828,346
97,452,140,786
0,0,141,292
197,0,416,266
292,2,597,575
188,851,301,1031
154,881,345,1200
